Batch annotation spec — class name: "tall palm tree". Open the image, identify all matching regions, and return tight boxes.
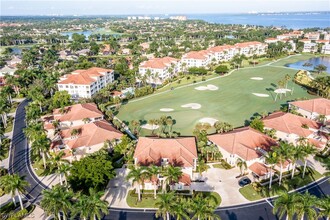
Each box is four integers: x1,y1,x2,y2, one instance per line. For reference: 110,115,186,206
72,188,109,220
0,174,29,210
162,165,182,192
88,188,109,220
172,197,190,220
317,196,330,220
190,193,220,220
58,163,71,186
196,159,208,178
71,193,90,220
265,151,279,189
301,144,317,178
126,166,146,201
145,165,159,199
48,151,68,185
274,143,293,185
295,192,318,220
273,191,299,220
236,158,247,176
31,134,50,169
290,145,305,179
155,192,175,220
40,185,73,220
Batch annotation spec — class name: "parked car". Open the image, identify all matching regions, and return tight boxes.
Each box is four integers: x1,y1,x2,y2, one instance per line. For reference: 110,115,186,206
238,177,251,187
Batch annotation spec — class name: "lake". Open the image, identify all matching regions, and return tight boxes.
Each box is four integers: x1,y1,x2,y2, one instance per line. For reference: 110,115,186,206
60,28,121,40
285,56,330,74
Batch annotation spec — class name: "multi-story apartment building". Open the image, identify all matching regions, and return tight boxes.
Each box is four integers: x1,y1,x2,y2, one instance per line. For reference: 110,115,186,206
304,32,320,41
57,67,115,99
302,42,318,53
138,57,180,85
181,50,213,68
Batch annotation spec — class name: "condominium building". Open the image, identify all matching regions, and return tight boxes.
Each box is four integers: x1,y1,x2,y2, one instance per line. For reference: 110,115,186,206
304,32,320,41
138,57,180,84
181,50,213,68
57,67,115,99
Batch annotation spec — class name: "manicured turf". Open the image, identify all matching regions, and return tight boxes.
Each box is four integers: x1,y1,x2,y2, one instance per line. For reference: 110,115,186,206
117,55,316,136
239,169,323,201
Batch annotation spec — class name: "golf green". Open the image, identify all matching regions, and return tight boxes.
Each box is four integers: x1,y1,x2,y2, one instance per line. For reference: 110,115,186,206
117,55,316,136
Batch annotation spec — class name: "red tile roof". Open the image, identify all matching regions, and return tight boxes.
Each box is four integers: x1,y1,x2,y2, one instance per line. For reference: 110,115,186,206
134,137,198,167
208,127,277,161
178,173,191,186
58,67,113,85
290,98,330,116
263,112,320,137
249,162,270,177
53,103,103,122
59,120,123,149
140,57,179,69
183,50,211,60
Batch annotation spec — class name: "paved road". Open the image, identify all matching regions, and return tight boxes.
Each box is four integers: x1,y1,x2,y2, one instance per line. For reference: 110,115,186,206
105,177,329,220
8,99,330,219
8,99,47,204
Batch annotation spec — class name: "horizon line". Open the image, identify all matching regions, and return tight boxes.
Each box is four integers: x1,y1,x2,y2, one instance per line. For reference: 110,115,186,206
1,10,330,17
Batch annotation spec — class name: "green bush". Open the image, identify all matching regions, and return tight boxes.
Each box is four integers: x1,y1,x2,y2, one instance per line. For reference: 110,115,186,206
7,208,28,220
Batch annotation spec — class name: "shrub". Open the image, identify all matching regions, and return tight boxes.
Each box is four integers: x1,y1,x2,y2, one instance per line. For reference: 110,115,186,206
8,209,28,220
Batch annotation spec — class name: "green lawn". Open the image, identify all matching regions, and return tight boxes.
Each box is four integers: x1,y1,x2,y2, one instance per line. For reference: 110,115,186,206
117,55,316,136
239,169,323,201
126,190,221,208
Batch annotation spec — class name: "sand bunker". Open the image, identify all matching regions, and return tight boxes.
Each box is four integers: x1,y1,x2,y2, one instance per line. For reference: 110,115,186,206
160,108,174,112
250,77,263,80
141,124,160,130
252,93,270,97
274,88,291,94
199,117,218,126
181,103,202,110
195,84,219,91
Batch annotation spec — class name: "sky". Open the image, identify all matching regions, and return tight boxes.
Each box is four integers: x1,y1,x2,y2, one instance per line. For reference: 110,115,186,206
1,0,330,16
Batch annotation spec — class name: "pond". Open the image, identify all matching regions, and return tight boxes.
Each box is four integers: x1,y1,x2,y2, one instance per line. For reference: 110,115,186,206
285,56,330,74
60,28,121,40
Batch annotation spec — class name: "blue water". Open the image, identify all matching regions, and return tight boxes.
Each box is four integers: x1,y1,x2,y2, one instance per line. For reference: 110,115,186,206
188,12,330,29
285,56,330,73
61,28,121,40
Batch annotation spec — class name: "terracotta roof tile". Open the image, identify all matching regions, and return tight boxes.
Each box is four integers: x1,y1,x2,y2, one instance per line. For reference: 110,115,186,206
249,162,269,176
290,98,330,116
140,57,179,69
59,120,122,149
134,137,197,167
58,67,113,85
263,112,320,137
208,127,277,161
53,103,103,122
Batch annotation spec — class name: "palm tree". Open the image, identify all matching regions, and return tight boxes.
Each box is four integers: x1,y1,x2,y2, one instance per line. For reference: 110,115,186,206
295,192,318,220
0,174,29,210
274,143,293,185
172,197,190,220
166,118,174,137
58,163,71,186
301,144,317,178
290,145,305,179
145,165,159,199
273,191,299,220
71,193,90,220
265,151,279,189
190,193,220,220
155,192,175,220
317,196,330,220
126,166,146,201
317,114,327,125
196,159,208,178
73,188,109,220
236,158,247,176
82,117,91,124
48,151,68,185
31,134,50,169
162,165,182,192
71,128,80,136
41,185,73,220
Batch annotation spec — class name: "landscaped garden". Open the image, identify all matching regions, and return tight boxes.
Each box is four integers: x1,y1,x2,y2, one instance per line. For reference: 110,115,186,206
239,168,323,201
117,55,316,136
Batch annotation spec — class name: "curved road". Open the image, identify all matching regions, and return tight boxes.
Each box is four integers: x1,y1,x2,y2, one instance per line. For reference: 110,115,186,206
8,99,47,204
8,99,330,219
